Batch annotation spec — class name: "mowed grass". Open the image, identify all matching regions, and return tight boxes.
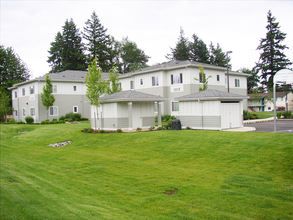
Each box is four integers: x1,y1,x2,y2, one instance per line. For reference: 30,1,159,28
1,123,293,220
254,111,275,119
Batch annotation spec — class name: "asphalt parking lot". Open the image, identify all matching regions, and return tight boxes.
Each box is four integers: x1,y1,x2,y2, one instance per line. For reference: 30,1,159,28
245,120,293,133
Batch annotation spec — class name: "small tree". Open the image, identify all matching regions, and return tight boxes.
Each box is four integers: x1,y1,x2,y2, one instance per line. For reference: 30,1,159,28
41,73,55,120
85,57,107,130
194,65,212,91
0,89,12,122
106,66,121,95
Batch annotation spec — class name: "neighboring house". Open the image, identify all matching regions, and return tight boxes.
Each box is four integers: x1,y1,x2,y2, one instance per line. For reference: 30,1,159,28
9,70,109,123
175,90,247,130
118,60,249,116
248,92,293,112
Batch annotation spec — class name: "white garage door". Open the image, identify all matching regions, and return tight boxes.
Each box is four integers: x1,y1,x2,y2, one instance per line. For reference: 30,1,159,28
221,102,241,129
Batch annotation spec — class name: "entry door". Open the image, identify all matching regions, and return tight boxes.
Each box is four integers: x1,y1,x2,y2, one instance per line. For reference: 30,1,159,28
132,104,142,128
221,102,240,129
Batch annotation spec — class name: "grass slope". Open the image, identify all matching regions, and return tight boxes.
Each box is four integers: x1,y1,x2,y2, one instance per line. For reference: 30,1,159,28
1,123,292,220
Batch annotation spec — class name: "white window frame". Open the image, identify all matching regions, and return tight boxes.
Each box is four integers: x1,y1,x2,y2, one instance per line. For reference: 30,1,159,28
199,73,203,83
217,75,220,82
22,88,25,96
29,85,35,94
22,108,26,117
140,79,143,86
171,73,183,85
53,85,57,93
73,106,78,113
172,101,179,112
30,107,35,116
15,110,18,117
130,81,134,90
73,86,77,91
14,91,17,98
152,76,159,86
49,106,58,116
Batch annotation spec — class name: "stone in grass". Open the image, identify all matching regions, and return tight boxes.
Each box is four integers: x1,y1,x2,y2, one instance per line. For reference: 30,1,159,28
18,131,29,133
48,141,72,148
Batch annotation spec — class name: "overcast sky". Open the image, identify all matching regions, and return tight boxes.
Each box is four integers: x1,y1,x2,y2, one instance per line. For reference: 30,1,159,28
1,0,293,79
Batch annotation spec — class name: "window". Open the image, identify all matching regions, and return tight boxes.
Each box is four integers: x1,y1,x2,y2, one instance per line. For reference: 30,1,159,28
172,101,179,111
235,79,240,87
30,108,35,116
118,83,121,89
53,85,57,93
15,91,17,98
22,88,25,96
268,107,271,110
22,108,26,116
199,74,203,83
217,75,220,82
49,106,58,116
140,79,143,85
73,86,77,91
15,110,18,117
130,81,134,90
152,76,159,86
73,106,78,113
30,86,34,94
171,73,183,84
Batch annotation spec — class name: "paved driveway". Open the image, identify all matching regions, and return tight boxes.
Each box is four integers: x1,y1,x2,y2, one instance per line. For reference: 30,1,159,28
245,120,293,133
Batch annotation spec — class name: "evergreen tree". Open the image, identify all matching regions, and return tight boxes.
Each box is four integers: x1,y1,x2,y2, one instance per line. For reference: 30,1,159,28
209,42,228,67
83,11,113,71
241,68,259,94
255,10,292,90
41,73,55,120
116,37,150,74
189,34,209,63
48,19,87,72
166,27,190,61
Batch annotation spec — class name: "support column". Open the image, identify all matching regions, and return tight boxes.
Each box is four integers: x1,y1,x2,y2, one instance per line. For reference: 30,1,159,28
157,102,162,127
128,102,133,131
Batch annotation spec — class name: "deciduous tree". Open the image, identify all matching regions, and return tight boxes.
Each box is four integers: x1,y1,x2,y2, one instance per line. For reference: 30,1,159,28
106,66,121,95
41,73,55,120
194,65,212,91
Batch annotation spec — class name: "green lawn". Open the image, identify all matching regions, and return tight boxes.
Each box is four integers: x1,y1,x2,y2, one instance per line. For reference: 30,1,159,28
1,123,293,220
254,111,275,119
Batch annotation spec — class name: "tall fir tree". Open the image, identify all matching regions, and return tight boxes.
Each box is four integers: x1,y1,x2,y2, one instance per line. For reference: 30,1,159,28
83,11,113,71
189,34,209,63
209,42,228,67
255,10,292,90
166,27,190,61
241,68,259,94
48,19,87,73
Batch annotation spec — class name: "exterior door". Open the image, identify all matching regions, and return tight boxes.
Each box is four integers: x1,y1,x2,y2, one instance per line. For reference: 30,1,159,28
221,102,240,129
132,103,142,128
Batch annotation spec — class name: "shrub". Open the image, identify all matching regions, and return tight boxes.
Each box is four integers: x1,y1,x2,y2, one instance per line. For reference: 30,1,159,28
136,127,142,132
157,126,163,130
117,128,122,133
41,121,46,124
17,119,25,124
276,106,285,111
149,126,155,131
65,112,74,119
59,115,66,121
8,119,16,124
73,113,81,121
186,126,191,130
277,112,282,119
59,120,65,124
285,111,292,119
99,130,105,133
25,116,34,124
87,128,93,133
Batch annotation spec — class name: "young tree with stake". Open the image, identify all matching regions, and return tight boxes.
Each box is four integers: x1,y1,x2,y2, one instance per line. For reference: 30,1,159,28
41,73,55,120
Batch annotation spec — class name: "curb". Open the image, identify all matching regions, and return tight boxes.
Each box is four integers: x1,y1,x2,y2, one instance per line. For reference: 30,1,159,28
243,119,274,124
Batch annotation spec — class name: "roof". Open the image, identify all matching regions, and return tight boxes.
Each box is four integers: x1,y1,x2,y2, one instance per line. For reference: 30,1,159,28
175,89,248,101
100,90,168,103
247,91,292,99
8,70,109,89
119,60,250,78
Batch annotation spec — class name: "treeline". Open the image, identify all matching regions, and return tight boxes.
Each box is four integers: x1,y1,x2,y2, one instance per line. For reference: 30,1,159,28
47,11,150,74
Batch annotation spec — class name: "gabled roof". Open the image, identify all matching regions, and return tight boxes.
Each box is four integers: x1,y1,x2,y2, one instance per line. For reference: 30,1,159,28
9,70,109,89
175,89,248,101
119,60,250,78
100,90,168,103
247,92,292,99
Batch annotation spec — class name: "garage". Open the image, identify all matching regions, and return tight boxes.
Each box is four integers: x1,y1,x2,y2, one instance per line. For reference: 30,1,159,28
175,90,247,130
